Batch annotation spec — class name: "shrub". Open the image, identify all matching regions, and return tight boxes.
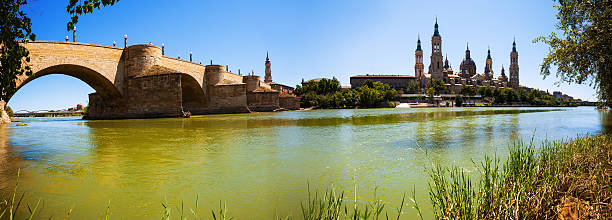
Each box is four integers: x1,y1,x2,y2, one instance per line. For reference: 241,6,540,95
4,106,14,117
454,95,463,107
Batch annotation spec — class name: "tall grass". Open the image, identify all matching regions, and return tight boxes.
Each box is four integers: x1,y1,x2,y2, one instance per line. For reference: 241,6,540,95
428,135,612,219
300,184,407,220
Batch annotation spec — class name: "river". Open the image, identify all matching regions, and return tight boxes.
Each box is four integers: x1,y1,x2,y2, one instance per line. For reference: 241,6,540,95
0,106,609,219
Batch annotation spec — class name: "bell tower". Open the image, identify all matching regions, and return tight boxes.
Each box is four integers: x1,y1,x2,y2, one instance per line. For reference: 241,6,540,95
484,47,494,80
264,51,272,83
509,39,519,90
429,18,443,81
415,36,425,87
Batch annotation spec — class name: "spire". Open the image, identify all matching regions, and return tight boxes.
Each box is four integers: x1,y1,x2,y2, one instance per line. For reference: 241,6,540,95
433,18,440,37
264,51,272,83
416,35,422,51
487,46,492,59
512,38,517,53
466,42,469,51
444,54,449,69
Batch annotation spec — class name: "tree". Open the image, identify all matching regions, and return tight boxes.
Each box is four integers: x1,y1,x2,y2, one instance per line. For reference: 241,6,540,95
478,86,493,99
343,89,358,108
4,106,13,117
503,88,518,104
426,87,435,104
358,86,382,108
429,80,445,95
1,0,117,103
461,85,475,96
454,94,463,107
535,0,612,108
66,0,120,30
460,85,476,104
329,91,344,108
1,0,36,102
404,80,420,94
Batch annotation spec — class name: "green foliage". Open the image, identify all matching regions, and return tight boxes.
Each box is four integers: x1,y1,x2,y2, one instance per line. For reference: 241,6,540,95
477,86,493,98
1,0,117,102
294,78,341,96
296,79,398,109
82,104,89,117
404,80,420,94
301,185,405,220
426,87,435,103
66,0,119,30
454,95,463,107
4,106,13,117
357,85,381,108
342,89,358,108
534,0,612,108
428,134,612,219
0,0,36,102
460,85,475,96
428,80,445,95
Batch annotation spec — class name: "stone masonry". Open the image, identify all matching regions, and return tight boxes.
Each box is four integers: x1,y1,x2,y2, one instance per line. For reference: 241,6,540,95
8,41,298,119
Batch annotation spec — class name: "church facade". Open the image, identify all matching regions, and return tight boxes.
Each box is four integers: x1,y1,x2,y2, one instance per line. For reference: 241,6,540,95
414,19,520,94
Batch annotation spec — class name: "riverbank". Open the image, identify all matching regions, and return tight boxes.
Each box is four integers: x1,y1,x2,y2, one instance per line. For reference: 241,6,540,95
2,133,609,219
429,134,611,219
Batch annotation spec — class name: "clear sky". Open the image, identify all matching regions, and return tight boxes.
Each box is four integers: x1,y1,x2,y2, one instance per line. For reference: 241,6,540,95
8,0,598,111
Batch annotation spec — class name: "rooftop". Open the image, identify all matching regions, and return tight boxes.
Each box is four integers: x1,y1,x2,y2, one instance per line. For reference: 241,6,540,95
351,74,415,78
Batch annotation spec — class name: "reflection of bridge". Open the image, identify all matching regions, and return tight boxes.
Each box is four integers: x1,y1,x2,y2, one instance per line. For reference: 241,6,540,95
8,41,299,119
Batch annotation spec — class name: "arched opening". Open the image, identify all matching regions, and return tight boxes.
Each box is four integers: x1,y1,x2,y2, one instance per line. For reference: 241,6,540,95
10,64,121,102
180,74,207,115
8,75,93,113
6,64,122,118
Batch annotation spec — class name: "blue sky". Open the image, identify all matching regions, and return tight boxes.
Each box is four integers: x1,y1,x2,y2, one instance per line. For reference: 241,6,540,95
8,0,598,111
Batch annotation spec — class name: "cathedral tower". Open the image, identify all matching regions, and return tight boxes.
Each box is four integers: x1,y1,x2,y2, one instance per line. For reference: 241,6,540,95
428,18,444,81
509,40,519,90
264,51,272,83
484,47,494,80
415,36,425,87
460,43,476,77
498,65,508,83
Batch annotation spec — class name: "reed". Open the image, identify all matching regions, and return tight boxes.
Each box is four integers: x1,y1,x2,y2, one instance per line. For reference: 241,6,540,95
427,134,612,219
300,184,406,220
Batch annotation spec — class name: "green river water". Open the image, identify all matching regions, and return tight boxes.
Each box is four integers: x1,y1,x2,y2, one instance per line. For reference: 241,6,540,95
0,107,610,219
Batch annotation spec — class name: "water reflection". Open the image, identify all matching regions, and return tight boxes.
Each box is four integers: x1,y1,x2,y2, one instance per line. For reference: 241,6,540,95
0,107,608,219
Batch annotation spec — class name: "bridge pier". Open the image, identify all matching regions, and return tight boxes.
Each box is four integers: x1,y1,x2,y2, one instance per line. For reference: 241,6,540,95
0,100,10,124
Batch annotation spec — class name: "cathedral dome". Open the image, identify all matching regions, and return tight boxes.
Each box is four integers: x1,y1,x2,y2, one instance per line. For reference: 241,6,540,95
461,58,475,66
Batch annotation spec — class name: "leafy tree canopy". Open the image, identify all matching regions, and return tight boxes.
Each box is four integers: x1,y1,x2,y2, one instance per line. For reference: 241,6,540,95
1,0,35,101
1,0,117,103
67,0,119,30
535,0,611,107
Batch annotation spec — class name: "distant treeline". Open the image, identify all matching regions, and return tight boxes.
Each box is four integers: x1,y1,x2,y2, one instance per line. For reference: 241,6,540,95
294,78,398,108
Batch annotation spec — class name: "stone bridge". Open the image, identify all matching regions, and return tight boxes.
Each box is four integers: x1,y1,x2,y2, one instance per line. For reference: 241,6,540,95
8,41,299,119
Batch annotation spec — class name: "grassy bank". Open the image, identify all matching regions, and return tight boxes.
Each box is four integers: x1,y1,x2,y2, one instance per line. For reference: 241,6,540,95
429,134,611,219
1,135,610,219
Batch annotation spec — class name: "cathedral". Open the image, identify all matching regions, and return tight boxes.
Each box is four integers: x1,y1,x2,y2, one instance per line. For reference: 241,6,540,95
415,19,520,93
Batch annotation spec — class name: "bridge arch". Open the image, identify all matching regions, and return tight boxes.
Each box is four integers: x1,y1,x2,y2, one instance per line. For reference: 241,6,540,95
180,73,207,114
8,64,122,103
